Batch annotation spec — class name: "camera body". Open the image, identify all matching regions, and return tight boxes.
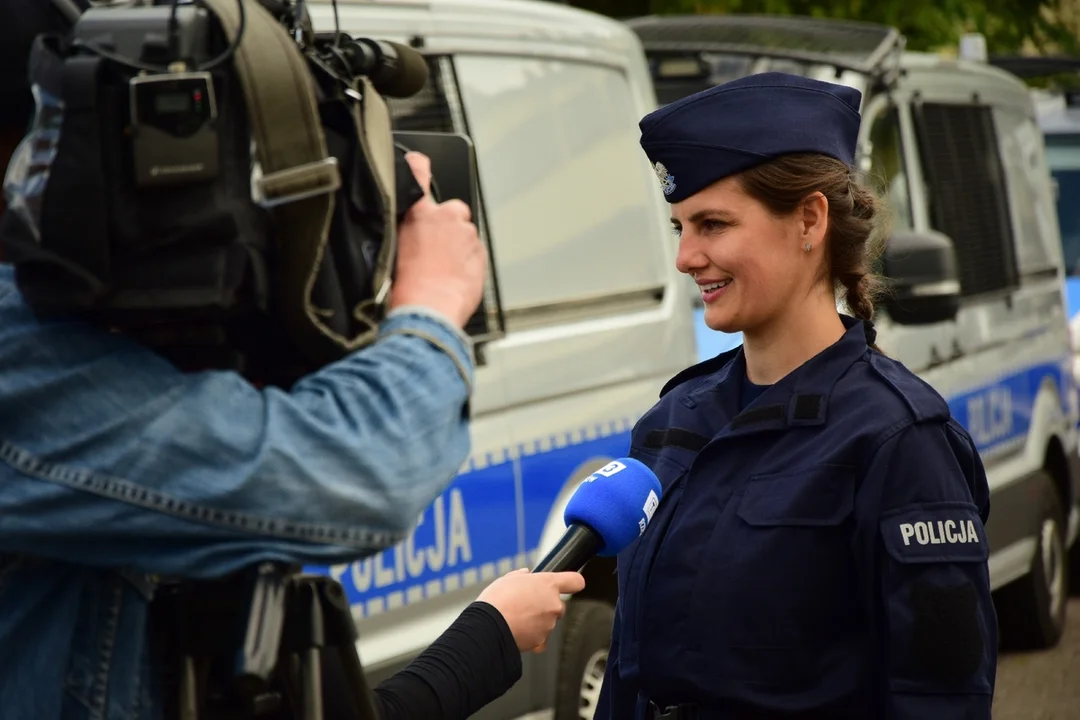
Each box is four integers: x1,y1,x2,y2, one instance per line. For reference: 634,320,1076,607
1,0,480,388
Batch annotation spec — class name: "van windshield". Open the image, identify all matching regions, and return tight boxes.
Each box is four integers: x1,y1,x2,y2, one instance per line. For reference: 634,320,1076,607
1046,133,1080,276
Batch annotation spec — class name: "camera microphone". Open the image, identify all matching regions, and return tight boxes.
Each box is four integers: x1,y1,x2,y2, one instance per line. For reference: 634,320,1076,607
532,458,663,574
314,34,430,98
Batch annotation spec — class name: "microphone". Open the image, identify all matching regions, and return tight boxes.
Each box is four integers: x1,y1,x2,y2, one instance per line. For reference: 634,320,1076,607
313,34,430,98
532,458,662,573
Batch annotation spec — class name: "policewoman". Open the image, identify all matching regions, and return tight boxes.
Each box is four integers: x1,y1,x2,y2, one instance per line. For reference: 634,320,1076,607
596,72,997,719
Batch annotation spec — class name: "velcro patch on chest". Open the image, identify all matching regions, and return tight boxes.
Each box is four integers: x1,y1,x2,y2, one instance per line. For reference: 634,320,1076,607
879,502,989,565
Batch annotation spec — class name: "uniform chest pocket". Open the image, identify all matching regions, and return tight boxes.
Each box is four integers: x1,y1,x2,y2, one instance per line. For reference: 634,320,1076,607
729,463,858,582
692,463,862,670
737,463,856,528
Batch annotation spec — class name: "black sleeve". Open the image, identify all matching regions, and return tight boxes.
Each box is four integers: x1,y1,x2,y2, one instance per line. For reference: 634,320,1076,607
371,601,524,720
858,420,996,719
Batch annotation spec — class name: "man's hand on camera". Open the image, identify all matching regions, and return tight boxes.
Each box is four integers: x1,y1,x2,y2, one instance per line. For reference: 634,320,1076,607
477,568,587,654
391,151,487,329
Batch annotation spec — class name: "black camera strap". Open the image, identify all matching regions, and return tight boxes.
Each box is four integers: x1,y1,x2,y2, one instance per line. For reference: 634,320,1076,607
198,0,399,362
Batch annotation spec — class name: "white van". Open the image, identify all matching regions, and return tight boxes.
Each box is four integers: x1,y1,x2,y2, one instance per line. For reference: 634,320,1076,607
982,58,1080,397
299,1,696,718
629,14,1080,652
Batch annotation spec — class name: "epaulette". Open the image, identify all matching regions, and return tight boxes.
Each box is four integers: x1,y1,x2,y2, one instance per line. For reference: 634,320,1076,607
659,347,740,398
867,351,951,423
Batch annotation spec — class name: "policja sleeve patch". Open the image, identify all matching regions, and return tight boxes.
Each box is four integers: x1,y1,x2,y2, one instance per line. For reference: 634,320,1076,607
878,501,993,689
879,502,989,565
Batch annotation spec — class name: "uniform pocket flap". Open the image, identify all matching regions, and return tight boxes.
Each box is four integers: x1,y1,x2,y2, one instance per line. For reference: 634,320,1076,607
879,502,989,564
737,463,856,527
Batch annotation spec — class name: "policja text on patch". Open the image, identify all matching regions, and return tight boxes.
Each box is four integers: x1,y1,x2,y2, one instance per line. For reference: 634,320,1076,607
899,518,980,547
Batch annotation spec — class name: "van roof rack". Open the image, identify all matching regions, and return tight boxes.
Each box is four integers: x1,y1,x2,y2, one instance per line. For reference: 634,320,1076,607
988,55,1080,79
626,14,905,82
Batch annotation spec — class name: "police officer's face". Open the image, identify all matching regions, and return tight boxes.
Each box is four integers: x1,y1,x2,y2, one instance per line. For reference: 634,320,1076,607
671,176,827,334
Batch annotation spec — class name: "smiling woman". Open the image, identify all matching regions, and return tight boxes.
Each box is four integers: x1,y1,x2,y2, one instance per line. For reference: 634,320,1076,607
596,71,999,720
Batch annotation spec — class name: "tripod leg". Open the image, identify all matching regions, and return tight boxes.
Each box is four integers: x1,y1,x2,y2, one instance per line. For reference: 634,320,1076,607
303,648,324,720
180,656,199,720
280,575,382,719
312,641,381,720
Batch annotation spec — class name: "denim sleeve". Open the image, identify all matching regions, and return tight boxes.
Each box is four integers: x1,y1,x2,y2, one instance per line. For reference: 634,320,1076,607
0,284,476,578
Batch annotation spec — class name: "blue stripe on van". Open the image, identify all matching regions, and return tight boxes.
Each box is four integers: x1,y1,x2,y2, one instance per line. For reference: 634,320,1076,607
947,362,1067,454
307,355,1070,616
316,423,635,616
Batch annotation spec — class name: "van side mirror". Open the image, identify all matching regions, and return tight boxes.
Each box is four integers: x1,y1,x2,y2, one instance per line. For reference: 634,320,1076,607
880,230,961,325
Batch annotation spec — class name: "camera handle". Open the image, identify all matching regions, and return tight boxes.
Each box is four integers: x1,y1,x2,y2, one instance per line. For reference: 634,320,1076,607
153,563,380,720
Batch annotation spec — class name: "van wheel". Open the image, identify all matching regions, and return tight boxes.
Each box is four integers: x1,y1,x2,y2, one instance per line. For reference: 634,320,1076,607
995,470,1069,650
554,599,615,720
1070,532,1080,597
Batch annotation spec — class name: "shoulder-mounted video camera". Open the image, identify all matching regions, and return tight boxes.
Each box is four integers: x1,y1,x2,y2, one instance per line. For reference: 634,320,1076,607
1,0,480,387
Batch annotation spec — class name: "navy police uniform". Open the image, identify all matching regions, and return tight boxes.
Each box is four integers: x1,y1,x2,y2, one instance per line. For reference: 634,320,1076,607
595,73,997,719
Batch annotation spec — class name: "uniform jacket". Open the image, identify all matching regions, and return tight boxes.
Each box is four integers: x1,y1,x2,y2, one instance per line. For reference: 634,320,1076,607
597,315,997,720
0,263,475,720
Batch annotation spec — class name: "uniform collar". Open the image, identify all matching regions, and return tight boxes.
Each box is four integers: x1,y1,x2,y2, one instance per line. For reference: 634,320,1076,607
662,315,874,436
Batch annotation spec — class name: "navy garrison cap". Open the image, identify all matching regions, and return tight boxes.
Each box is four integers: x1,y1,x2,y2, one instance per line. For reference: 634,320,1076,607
640,72,863,204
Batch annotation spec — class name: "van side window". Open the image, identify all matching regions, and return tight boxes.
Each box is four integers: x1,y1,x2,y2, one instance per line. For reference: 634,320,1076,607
995,108,1060,277
913,103,1019,297
1046,133,1080,276
865,105,912,231
385,57,455,133
451,55,670,327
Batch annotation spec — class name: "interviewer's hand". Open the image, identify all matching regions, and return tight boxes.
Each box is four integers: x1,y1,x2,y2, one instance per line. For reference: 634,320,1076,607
391,151,487,328
477,568,586,654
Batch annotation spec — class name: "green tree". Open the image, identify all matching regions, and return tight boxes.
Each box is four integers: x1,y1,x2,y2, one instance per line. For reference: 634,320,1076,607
566,0,1080,54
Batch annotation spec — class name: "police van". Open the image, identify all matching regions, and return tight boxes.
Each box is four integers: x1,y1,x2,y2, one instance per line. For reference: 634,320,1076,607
628,15,1080,652
298,1,697,718
985,56,1080,398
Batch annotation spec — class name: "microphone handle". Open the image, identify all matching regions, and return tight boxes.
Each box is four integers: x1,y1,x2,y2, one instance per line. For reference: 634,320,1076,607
532,524,603,573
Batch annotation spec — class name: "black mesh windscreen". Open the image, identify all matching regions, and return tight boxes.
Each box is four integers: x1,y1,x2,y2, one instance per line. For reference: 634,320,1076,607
913,103,1018,297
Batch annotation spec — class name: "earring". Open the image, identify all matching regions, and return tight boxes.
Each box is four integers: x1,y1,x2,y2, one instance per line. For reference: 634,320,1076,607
803,242,812,252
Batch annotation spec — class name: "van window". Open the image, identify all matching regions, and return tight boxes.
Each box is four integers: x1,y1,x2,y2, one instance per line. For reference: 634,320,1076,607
995,108,1059,276
913,103,1019,297
1045,133,1080,276
865,104,912,231
452,55,669,322
385,57,455,134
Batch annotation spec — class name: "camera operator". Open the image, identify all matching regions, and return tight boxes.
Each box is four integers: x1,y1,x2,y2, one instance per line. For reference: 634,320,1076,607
0,2,584,719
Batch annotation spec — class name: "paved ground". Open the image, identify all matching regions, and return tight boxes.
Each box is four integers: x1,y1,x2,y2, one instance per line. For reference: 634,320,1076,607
993,598,1080,719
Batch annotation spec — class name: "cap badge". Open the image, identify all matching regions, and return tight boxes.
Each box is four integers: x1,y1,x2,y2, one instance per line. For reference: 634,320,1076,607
653,161,676,196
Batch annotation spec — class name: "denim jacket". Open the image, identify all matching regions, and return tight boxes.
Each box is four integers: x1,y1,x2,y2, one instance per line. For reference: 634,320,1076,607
0,263,476,720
